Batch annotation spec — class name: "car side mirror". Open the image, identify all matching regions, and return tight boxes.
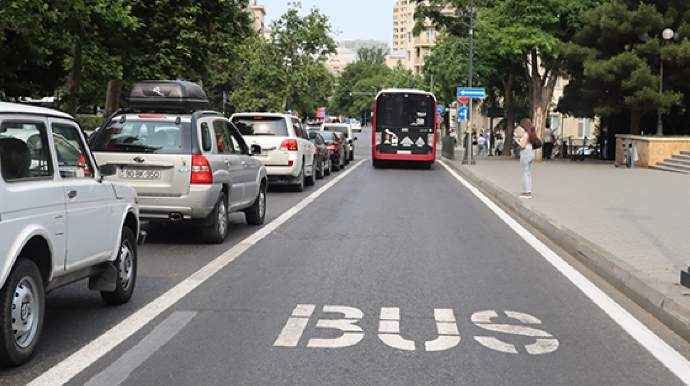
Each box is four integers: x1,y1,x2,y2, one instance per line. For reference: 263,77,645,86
99,164,117,177
250,144,262,155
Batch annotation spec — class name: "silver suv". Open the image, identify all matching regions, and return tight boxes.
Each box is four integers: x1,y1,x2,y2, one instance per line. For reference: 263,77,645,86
90,81,268,243
0,102,144,366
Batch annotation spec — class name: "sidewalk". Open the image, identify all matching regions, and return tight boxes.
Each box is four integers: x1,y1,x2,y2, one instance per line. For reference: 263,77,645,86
444,154,690,342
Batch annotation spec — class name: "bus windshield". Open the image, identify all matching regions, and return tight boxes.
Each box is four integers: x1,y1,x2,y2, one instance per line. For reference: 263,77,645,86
376,93,434,129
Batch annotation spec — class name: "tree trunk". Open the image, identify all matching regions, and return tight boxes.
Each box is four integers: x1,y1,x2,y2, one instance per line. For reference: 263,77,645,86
60,41,82,116
630,108,641,135
103,80,123,123
527,49,558,162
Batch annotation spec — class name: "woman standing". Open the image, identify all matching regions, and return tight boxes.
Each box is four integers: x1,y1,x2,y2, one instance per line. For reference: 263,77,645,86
515,118,537,198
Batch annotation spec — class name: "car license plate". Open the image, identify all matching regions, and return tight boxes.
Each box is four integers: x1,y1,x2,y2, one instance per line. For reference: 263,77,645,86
119,168,161,179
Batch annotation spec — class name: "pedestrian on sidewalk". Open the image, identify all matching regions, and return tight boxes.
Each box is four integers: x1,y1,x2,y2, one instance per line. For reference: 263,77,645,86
515,118,537,198
477,133,486,157
543,121,554,160
495,133,504,156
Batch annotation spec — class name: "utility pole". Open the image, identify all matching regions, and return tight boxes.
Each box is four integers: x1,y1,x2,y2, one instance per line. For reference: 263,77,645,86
462,0,476,165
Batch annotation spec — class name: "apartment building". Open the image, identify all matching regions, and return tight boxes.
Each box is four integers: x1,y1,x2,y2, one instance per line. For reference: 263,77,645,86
247,0,266,35
391,1,455,74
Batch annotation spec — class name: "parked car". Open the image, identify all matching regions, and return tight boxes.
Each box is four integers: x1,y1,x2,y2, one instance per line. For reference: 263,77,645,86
317,130,346,171
0,102,145,367
90,80,268,244
322,123,356,162
307,130,330,178
231,112,316,192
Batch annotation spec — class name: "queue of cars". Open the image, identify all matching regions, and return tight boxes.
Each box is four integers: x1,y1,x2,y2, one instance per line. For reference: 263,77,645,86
0,80,358,367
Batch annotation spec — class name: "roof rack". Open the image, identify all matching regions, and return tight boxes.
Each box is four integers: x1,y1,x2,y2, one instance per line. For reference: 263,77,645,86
126,80,209,112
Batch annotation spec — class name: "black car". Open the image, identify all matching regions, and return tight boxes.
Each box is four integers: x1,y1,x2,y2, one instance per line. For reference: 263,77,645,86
317,130,346,171
307,130,331,178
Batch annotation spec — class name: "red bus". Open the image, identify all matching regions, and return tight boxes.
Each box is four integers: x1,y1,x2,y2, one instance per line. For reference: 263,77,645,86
372,89,437,168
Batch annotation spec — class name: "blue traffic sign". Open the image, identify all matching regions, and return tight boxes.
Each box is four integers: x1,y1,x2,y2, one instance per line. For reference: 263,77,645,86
436,105,444,114
457,87,486,98
458,107,469,121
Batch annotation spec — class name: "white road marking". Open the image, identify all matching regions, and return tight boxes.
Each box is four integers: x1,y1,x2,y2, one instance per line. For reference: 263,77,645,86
28,161,365,386
273,304,316,347
83,311,196,386
378,307,416,351
307,306,365,348
440,160,690,383
424,309,461,352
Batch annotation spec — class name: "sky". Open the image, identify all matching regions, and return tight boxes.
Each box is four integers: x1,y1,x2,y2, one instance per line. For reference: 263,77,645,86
258,0,394,47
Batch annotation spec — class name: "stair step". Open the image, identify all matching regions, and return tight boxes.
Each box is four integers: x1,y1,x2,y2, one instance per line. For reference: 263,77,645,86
664,158,690,167
649,162,690,174
673,154,690,161
681,150,690,156
651,163,690,174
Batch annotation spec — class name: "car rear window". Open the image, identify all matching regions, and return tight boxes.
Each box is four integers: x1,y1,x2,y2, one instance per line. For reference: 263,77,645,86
322,125,348,138
232,116,288,136
91,119,191,153
318,131,337,142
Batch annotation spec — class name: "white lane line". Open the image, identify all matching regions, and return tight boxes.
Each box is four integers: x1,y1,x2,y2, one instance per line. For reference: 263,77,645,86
28,160,366,386
439,160,690,385
84,311,197,386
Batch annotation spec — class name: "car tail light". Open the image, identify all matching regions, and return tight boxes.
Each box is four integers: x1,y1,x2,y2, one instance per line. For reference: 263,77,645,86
376,133,382,145
138,115,164,119
338,138,343,144
78,154,90,175
327,145,337,151
191,155,213,184
280,139,298,151
288,160,294,167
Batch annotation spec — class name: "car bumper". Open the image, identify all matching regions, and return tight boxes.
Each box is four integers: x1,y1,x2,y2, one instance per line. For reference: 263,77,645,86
137,184,221,221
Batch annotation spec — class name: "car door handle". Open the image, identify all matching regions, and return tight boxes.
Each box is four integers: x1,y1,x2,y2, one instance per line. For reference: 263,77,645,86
67,190,78,199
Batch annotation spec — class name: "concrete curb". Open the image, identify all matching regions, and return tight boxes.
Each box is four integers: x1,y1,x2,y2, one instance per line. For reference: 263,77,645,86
445,160,690,343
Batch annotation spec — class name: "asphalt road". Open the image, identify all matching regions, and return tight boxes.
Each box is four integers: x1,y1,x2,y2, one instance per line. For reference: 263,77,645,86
4,128,690,385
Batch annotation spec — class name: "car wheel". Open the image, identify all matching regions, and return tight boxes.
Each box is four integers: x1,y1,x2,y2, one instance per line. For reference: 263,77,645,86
0,259,44,367
203,192,229,244
305,157,316,186
101,227,137,305
324,158,332,175
317,159,325,179
349,148,354,161
245,182,266,225
291,164,305,192
332,157,340,172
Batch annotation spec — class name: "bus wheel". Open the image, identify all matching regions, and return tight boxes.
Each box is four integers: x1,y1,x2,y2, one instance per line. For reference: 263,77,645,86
373,160,381,168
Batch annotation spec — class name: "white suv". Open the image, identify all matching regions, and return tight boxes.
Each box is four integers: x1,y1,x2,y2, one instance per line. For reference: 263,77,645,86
0,102,144,367
231,113,316,192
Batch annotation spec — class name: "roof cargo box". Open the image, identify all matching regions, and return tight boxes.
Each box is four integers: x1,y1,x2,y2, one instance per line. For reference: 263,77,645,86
127,80,208,111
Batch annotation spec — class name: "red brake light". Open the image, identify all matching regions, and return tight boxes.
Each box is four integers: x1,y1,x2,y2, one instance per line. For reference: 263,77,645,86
191,155,213,184
138,115,164,119
327,145,337,151
78,154,90,175
280,139,298,151
253,116,264,120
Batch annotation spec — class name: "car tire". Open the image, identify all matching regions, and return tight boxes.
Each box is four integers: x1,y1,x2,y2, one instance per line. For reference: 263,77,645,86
203,192,229,244
305,157,316,186
349,148,354,161
291,164,305,192
0,259,45,367
332,157,340,172
324,158,332,176
101,227,137,305
316,159,325,179
245,183,266,225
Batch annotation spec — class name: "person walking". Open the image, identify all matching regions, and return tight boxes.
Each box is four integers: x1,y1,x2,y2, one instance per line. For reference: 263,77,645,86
495,133,504,156
514,118,537,198
477,133,486,157
543,121,554,160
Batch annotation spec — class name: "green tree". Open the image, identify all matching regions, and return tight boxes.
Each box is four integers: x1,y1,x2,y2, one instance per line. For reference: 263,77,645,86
269,2,337,115
1,1,71,97
357,47,387,64
558,0,690,135
329,62,391,120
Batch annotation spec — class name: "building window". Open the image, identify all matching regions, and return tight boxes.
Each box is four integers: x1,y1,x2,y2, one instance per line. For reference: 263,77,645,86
577,118,591,138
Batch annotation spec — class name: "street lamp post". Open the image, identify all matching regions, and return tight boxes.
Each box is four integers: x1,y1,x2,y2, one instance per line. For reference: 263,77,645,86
657,27,674,136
